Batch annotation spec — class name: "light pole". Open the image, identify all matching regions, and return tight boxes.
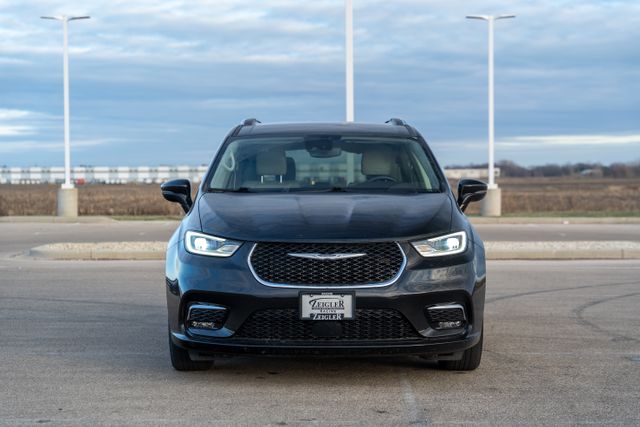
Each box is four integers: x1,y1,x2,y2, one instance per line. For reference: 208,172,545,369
42,15,90,217
345,1,355,183
467,14,514,216
345,0,354,122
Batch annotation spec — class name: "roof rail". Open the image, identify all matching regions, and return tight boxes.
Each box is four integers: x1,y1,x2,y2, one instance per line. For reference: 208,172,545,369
242,118,261,126
385,118,407,126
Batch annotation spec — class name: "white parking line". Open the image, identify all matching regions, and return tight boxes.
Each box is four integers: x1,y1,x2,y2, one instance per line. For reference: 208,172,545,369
401,372,428,426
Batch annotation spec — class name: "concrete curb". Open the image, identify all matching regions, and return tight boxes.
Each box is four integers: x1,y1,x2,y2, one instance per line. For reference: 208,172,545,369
27,240,640,261
0,216,116,223
2,216,639,225
469,217,640,224
485,241,640,260
29,242,167,260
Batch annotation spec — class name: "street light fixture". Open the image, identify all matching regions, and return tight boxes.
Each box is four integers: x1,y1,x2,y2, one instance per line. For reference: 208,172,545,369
467,14,515,216
41,15,90,217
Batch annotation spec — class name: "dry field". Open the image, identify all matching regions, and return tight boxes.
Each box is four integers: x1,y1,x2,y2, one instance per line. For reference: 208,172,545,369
1,177,639,217
0,184,185,217
459,177,640,216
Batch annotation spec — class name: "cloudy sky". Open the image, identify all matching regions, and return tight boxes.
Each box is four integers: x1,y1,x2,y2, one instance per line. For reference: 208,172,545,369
0,0,639,167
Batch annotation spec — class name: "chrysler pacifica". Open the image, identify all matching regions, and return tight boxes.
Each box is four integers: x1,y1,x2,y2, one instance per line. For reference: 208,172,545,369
162,118,488,371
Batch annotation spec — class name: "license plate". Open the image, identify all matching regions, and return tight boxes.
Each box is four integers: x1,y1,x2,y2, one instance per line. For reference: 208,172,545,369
300,292,354,320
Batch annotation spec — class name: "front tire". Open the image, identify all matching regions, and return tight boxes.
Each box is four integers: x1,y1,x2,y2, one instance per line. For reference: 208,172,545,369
168,329,213,371
437,330,483,371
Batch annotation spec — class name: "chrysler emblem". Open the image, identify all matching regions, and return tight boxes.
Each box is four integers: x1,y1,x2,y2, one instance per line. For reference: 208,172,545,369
287,252,367,261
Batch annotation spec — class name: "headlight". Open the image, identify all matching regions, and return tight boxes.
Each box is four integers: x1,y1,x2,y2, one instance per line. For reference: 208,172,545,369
184,230,242,257
411,231,467,257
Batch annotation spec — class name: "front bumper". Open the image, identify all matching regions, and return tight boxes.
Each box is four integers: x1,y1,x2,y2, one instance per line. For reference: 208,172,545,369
165,240,486,357
171,329,482,357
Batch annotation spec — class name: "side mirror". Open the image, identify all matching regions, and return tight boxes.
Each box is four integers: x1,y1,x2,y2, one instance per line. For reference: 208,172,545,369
457,179,487,212
161,179,193,213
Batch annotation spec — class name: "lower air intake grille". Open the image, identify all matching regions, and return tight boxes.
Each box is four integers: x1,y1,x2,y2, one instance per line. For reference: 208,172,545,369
234,308,421,341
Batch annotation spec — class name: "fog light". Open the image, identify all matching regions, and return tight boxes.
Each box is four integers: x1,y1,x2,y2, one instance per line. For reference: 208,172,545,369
437,320,464,329
190,321,216,329
186,303,228,330
426,303,467,330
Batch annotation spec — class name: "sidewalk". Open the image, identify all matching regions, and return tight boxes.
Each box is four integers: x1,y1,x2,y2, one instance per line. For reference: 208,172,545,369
2,215,640,224
0,216,117,223
3,215,638,261
469,216,640,224
26,240,640,261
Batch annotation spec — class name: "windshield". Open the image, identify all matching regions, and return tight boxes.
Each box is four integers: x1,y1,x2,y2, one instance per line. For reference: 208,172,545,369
207,136,442,193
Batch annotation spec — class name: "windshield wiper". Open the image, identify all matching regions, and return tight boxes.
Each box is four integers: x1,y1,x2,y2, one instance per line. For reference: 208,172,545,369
288,186,350,193
209,187,252,193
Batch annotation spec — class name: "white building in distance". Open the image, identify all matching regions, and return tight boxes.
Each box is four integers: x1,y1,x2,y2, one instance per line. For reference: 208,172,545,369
0,166,498,185
0,166,209,184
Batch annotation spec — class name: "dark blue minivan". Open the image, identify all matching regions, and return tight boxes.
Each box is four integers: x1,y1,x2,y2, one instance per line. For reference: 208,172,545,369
162,119,487,371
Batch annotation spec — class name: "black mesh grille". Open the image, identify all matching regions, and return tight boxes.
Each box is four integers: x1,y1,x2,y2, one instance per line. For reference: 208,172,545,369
234,308,421,341
249,242,404,286
426,306,466,326
187,306,228,330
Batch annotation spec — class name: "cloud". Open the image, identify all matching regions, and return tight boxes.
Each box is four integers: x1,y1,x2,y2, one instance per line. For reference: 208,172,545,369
0,109,32,120
0,108,59,133
0,125,35,136
498,133,640,148
0,0,638,166
201,96,311,109
0,138,120,154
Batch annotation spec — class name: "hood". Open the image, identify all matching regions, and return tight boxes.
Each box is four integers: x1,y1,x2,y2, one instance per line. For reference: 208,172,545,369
198,192,452,242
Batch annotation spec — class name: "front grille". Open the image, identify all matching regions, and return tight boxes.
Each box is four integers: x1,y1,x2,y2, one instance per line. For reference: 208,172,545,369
234,308,421,341
249,242,404,286
186,305,228,330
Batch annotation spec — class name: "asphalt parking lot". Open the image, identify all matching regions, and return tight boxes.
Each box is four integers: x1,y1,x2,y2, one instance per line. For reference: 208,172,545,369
1,256,638,425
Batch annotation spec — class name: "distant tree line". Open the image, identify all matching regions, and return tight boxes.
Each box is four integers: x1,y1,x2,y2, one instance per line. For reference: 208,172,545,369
446,160,640,178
